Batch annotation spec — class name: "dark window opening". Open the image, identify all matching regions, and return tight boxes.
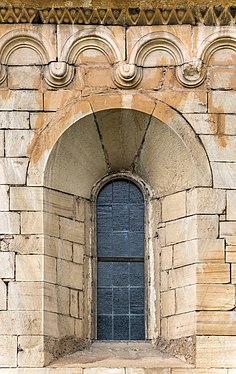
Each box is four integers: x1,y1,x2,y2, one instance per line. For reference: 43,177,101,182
96,179,145,340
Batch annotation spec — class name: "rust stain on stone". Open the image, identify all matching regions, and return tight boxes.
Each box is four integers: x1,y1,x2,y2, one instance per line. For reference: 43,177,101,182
216,113,227,148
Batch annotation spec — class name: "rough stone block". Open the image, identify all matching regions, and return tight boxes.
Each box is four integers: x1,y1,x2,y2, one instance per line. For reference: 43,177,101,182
174,239,225,267
196,336,236,368
0,336,17,367
5,130,35,157
10,187,43,211
166,215,218,245
196,284,235,310
0,185,9,210
209,91,236,113
162,191,186,222
60,217,84,244
0,252,14,278
18,336,45,368
0,158,28,184
9,235,43,255
44,188,74,219
0,310,42,335
57,259,83,289
187,188,225,215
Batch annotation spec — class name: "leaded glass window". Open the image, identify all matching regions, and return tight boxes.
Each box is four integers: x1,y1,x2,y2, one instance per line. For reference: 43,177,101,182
96,179,145,340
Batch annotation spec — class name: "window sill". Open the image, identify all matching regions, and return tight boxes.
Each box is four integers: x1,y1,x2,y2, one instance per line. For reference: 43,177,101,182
49,341,193,369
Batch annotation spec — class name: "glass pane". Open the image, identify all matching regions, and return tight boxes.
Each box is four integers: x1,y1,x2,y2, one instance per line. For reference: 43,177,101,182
114,315,129,340
97,205,112,232
112,262,129,286
113,287,129,314
129,184,144,204
130,287,144,314
129,232,144,256
130,315,145,340
98,288,112,314
97,262,112,287
130,204,144,231
130,262,144,286
113,180,129,203
97,232,112,256
113,203,129,231
97,316,112,340
112,232,129,257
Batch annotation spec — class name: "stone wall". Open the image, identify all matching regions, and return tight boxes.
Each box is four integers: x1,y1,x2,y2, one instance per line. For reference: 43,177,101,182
0,20,236,373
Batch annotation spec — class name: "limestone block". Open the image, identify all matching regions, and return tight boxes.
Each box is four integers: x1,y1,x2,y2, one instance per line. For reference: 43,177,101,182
218,114,236,135
0,90,43,111
8,282,43,310
9,235,43,255
220,221,236,237
16,254,43,281
43,311,59,338
152,91,207,113
201,135,236,162
0,280,6,310
0,185,9,210
176,285,195,314
10,187,43,211
139,67,163,89
5,130,35,157
21,212,43,235
0,252,14,278
75,318,84,338
0,336,17,367
196,263,230,284
79,291,83,318
231,264,236,283
84,369,124,374
197,311,236,335
8,66,43,90
44,256,57,284
60,217,84,244
174,239,225,267
161,289,175,317
75,198,85,222
44,236,72,260
161,271,169,292
84,66,115,88
212,162,236,189
57,259,83,289
227,190,236,220
0,131,4,157
167,312,195,339
173,370,227,374
70,289,79,318
225,236,236,245
30,112,54,131
0,212,19,234
166,215,218,245
44,188,74,219
226,246,236,262
183,113,218,134
44,284,69,315
187,188,225,215
18,336,45,368
0,158,28,184
44,213,60,238
44,90,75,111
196,336,236,368
196,284,235,310
161,246,172,270
58,314,75,337
162,191,186,222
0,111,29,129
208,48,236,66
0,310,42,334
169,265,196,289
73,243,84,264
210,67,236,89
209,91,236,114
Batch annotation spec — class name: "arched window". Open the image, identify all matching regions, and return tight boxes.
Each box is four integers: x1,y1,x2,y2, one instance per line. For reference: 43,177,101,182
96,179,145,340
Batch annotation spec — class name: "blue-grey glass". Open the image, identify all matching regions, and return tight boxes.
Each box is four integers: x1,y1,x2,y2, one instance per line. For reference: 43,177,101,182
113,180,129,203
130,262,144,286
130,204,144,231
129,232,144,256
113,203,129,231
97,205,112,232
112,262,129,286
130,315,145,340
97,316,112,340
112,232,129,256
97,288,112,314
97,183,112,205
113,287,129,314
114,315,129,340
129,184,144,204
130,287,144,314
97,232,112,256
97,262,112,287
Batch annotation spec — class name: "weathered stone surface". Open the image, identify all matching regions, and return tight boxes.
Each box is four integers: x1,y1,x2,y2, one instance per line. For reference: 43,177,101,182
21,212,43,235
0,111,29,129
9,235,43,255
0,158,28,184
44,188,74,218
0,336,17,367
184,113,218,134
161,290,175,317
8,282,43,310
162,191,186,222
197,311,236,335
0,185,9,211
167,312,195,339
161,246,172,270
60,217,84,244
187,188,225,215
0,252,14,278
57,259,83,289
18,336,45,368
8,66,43,90
196,336,236,368
0,90,43,111
5,130,35,157
212,162,236,188
10,187,43,211
0,280,6,310
196,284,235,310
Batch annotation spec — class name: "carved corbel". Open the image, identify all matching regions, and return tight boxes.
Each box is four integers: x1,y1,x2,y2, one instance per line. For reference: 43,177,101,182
176,58,206,87
113,62,142,89
44,61,75,88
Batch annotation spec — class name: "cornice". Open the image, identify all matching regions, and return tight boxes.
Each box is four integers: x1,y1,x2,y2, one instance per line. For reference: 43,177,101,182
0,3,235,25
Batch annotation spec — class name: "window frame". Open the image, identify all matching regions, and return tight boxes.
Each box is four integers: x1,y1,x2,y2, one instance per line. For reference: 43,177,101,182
91,173,156,341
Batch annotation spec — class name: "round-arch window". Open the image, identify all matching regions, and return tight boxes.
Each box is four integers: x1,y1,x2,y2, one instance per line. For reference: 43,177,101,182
96,179,145,340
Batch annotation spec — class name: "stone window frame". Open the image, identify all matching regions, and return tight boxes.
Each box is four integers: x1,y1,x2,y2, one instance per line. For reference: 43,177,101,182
91,172,158,342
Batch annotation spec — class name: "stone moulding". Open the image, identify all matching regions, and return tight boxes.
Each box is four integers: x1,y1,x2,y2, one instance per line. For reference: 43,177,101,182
0,5,235,26
0,27,235,88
